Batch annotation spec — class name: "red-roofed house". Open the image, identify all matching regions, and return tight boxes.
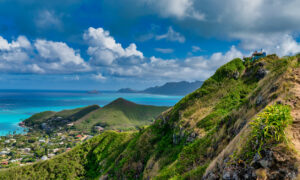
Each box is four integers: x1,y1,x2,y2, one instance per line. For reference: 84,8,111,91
76,135,83,138
0,161,9,165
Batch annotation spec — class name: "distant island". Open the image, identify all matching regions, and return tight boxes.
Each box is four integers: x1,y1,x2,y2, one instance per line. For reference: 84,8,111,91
117,81,203,95
117,88,138,93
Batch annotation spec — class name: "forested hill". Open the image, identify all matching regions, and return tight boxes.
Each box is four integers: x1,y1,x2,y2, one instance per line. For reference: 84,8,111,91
1,55,300,179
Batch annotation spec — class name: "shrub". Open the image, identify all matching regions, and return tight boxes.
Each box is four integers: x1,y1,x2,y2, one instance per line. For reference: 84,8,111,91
243,104,292,159
211,58,245,82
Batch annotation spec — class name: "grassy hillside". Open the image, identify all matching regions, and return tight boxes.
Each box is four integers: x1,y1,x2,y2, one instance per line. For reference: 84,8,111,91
74,98,170,132
1,55,300,179
24,98,169,133
0,131,133,179
24,105,101,132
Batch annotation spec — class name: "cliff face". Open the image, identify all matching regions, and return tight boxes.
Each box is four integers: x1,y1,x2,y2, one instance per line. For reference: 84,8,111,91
1,55,300,180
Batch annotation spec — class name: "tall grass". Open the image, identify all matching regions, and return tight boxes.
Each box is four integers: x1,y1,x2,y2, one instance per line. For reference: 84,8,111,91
243,104,292,159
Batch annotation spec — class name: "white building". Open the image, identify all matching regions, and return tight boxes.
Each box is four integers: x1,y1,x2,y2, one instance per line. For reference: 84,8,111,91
41,155,48,161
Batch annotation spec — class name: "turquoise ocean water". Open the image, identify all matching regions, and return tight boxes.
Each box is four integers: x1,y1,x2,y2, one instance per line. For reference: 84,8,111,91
0,90,182,136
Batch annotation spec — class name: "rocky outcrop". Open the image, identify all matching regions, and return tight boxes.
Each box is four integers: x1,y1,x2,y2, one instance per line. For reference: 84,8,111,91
204,148,298,180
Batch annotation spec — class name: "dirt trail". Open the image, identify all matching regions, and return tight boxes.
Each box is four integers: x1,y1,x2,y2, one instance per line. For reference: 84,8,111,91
290,68,300,152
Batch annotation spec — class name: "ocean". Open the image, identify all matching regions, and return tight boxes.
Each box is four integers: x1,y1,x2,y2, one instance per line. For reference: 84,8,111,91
0,90,182,136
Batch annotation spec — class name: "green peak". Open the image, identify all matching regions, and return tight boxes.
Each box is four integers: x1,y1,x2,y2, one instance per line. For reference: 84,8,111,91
104,98,137,108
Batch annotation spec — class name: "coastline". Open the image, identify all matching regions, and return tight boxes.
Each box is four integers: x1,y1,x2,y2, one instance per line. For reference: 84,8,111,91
0,91,182,136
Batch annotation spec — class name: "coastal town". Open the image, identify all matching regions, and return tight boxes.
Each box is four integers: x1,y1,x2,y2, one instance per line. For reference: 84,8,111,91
0,98,165,169
0,130,96,168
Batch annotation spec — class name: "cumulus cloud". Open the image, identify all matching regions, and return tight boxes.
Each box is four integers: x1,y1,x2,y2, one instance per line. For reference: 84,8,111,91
0,36,31,51
92,73,106,80
1,25,299,85
34,40,87,65
34,39,90,73
106,45,243,82
232,33,300,56
0,35,90,74
156,27,185,43
0,36,33,73
28,64,45,74
84,27,144,66
82,27,297,82
185,46,243,70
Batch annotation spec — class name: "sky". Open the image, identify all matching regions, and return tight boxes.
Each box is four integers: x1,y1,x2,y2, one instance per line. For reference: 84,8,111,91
0,0,300,90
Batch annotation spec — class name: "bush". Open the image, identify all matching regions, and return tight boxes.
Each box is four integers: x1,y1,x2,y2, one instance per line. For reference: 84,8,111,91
211,58,245,82
243,104,292,159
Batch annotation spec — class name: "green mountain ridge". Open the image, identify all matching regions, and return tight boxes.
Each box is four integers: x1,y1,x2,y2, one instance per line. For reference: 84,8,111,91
1,55,300,179
24,98,169,133
74,98,170,132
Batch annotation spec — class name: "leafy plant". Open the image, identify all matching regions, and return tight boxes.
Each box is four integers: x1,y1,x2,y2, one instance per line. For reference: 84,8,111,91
243,104,292,159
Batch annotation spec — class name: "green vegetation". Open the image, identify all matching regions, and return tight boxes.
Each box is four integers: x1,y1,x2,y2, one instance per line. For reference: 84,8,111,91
24,105,100,128
24,98,168,133
24,111,55,127
1,55,300,179
240,104,292,160
74,98,169,132
0,98,167,172
0,131,133,180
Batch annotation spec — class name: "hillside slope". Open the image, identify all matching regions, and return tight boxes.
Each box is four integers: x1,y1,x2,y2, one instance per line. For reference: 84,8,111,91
23,98,168,133
1,55,300,179
74,98,169,132
24,105,101,132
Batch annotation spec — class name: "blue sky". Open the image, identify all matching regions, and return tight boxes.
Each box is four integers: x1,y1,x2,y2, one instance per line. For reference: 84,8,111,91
0,0,300,90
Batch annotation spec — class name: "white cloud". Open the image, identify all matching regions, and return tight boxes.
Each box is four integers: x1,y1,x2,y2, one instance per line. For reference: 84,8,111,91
142,0,205,20
34,39,86,66
107,46,243,82
34,39,90,73
84,27,144,66
35,10,62,29
156,27,185,43
0,35,89,74
28,64,45,74
185,46,243,70
83,26,297,83
128,0,300,50
0,36,31,68
233,33,300,56
155,48,174,54
1,25,299,85
192,46,202,52
0,50,29,62
0,36,31,51
92,73,106,80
